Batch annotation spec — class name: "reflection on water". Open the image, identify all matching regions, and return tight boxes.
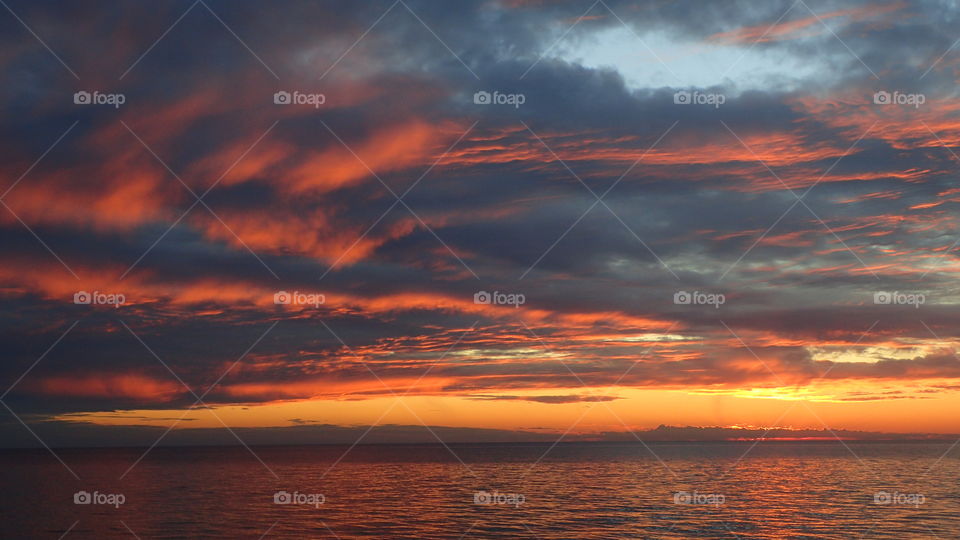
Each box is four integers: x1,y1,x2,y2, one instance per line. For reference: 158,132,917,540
1,442,957,538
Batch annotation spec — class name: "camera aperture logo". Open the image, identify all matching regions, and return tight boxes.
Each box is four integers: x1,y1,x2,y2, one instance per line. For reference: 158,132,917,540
674,290,725,309
473,90,526,108
274,290,325,308
673,90,725,108
873,90,925,108
274,490,325,508
74,490,125,508
274,90,326,108
673,491,725,507
873,291,924,308
74,290,125,308
874,491,925,507
474,290,525,308
474,490,525,507
73,90,125,108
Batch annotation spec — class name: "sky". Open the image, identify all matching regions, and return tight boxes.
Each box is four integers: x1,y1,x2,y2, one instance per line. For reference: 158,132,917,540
2,0,960,447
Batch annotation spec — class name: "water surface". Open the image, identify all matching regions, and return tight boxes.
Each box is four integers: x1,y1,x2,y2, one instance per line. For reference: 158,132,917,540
1,442,957,538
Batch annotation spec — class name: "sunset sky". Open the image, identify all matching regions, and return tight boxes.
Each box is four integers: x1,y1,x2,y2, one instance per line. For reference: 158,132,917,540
3,0,960,447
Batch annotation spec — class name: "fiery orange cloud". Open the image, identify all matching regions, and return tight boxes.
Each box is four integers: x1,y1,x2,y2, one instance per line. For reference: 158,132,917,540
188,206,417,264
220,375,456,401
709,2,906,45
32,373,184,400
1,78,459,236
190,200,525,265
791,95,960,151
0,256,678,336
442,126,853,175
210,119,462,194
1,145,181,231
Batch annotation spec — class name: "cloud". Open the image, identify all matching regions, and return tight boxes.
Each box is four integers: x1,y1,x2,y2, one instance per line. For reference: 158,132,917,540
2,0,960,443
467,394,621,403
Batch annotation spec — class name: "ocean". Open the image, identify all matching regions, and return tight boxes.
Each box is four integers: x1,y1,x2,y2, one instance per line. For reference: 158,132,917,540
1,442,957,538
